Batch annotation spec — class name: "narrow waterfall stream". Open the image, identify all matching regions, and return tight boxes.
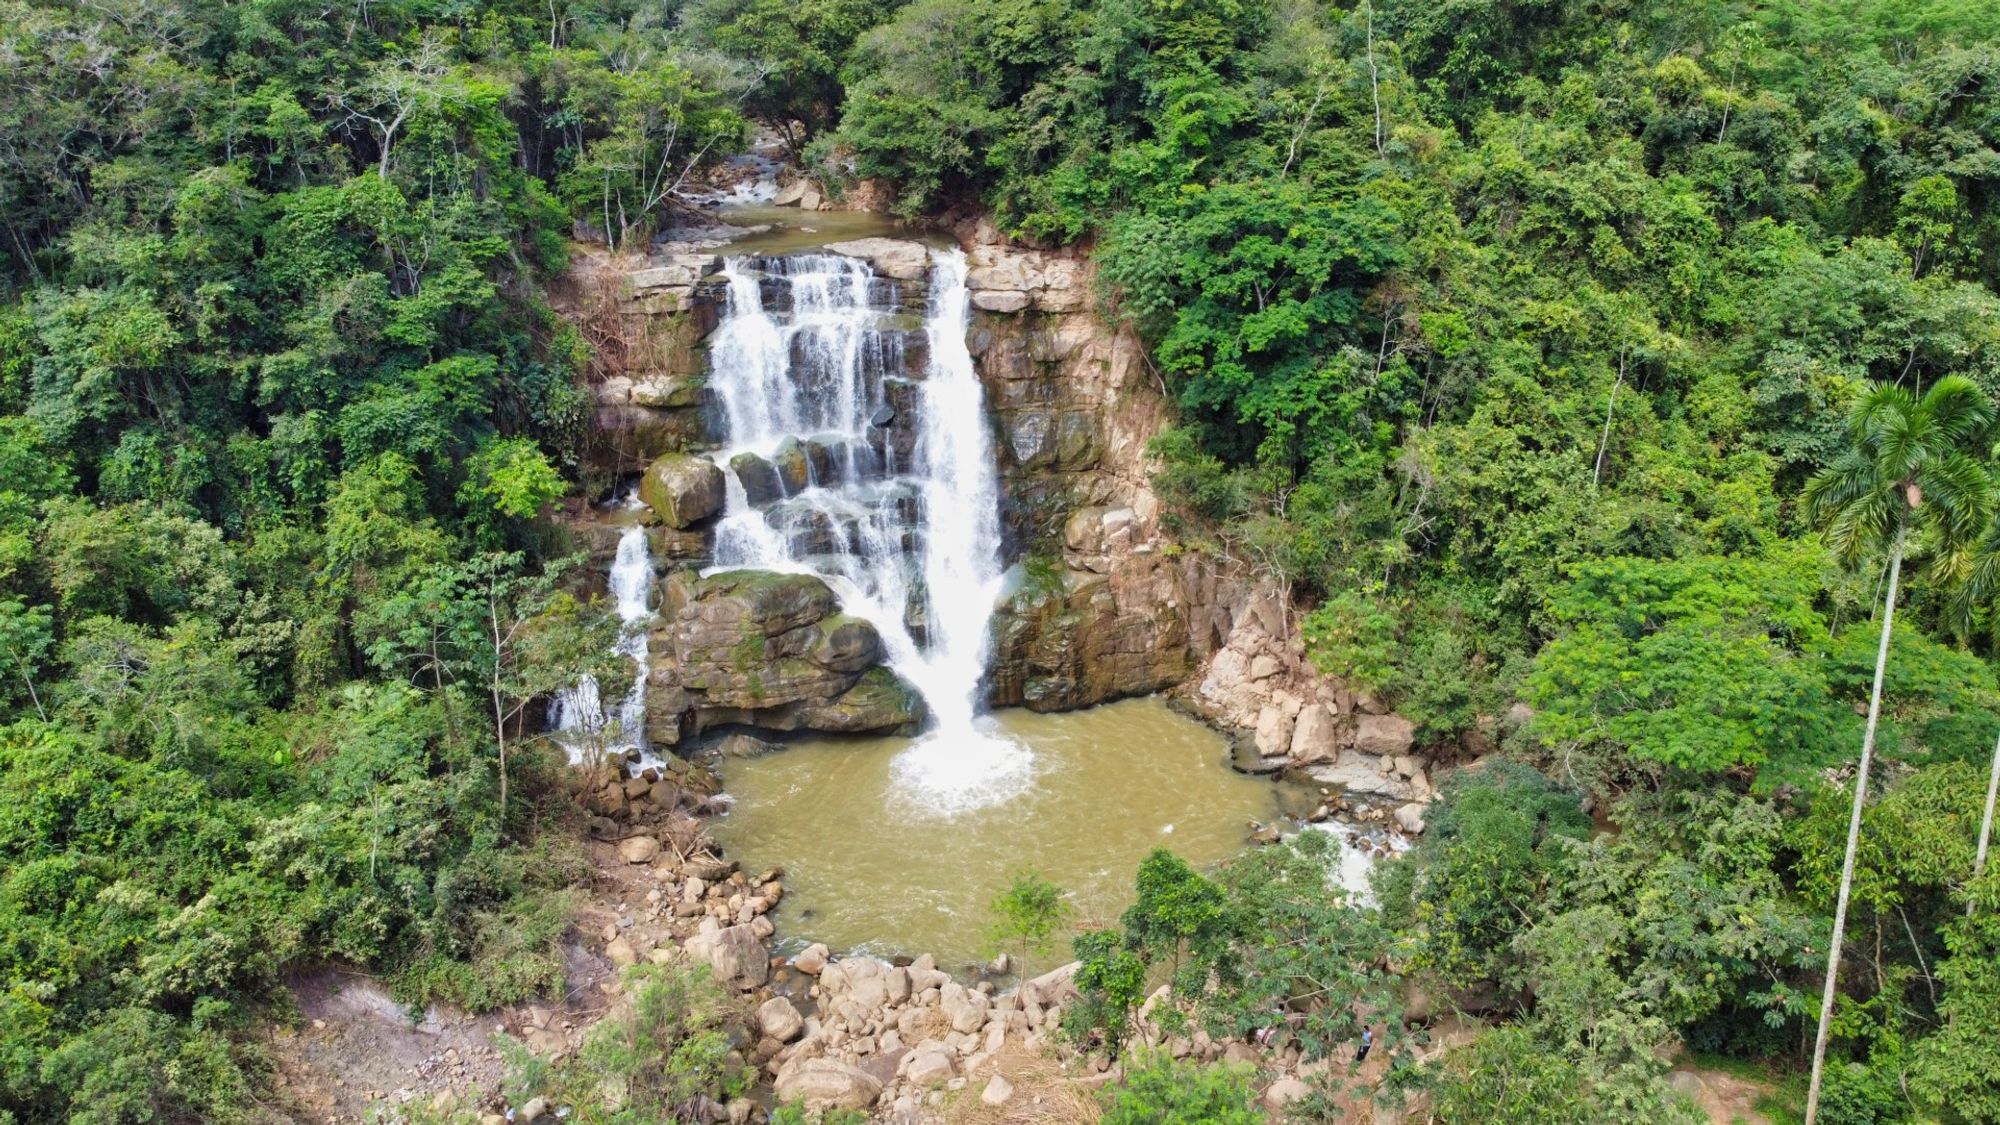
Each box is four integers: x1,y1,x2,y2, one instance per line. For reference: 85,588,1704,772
704,249,1030,813
548,499,661,770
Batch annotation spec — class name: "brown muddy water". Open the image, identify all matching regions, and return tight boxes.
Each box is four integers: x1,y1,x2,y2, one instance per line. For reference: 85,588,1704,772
709,697,1291,968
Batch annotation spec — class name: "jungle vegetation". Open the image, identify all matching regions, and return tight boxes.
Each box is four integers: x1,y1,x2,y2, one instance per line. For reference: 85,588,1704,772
4,0,2000,1120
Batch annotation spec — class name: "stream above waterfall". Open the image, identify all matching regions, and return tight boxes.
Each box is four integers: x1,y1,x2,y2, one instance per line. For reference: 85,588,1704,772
711,205,948,258
709,698,1353,967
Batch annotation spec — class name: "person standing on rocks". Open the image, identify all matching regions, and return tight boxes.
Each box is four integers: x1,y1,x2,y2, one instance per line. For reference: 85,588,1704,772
1254,1003,1283,1047
1354,1024,1374,1064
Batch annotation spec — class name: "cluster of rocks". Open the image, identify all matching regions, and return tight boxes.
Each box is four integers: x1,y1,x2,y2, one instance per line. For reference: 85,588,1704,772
770,176,898,214
1189,586,1446,836
579,750,724,839
758,952,1077,1120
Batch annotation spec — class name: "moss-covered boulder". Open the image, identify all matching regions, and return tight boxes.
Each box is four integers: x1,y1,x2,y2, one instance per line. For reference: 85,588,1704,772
793,667,925,733
640,453,725,529
652,570,919,738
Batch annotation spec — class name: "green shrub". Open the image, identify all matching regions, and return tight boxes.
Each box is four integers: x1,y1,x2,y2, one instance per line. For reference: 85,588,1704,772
1816,1062,1908,1125
499,962,752,1123
1100,1052,1260,1125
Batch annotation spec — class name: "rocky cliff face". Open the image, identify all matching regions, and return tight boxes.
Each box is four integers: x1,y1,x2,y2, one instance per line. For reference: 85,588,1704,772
554,233,1238,721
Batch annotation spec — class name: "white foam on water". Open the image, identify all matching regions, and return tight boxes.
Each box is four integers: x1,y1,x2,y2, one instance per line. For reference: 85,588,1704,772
887,723,1037,819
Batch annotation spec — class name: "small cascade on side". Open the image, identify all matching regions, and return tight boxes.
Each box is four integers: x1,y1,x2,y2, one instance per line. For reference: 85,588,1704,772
704,248,1029,813
549,495,660,772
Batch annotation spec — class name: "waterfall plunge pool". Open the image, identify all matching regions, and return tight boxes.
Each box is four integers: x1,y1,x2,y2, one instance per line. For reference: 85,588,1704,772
709,697,1364,968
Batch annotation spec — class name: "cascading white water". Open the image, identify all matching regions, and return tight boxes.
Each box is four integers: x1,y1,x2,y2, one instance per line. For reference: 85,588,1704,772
704,248,1030,813
549,503,660,772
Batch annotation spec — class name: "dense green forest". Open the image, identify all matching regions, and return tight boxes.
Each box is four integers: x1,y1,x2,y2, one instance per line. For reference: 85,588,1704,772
3,0,2000,1120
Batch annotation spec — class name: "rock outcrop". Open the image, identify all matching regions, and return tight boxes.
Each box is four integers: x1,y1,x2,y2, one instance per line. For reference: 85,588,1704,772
646,570,925,745
953,225,1254,712
552,248,721,476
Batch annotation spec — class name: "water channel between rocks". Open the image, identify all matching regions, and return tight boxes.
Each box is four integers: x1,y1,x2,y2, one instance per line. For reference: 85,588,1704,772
709,697,1289,968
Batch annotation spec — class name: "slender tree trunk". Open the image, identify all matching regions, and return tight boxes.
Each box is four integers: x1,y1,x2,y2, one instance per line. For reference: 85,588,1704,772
490,595,509,821
1973,727,2000,917
9,650,46,722
1364,0,1385,158
1593,347,1626,490
1805,528,1905,1125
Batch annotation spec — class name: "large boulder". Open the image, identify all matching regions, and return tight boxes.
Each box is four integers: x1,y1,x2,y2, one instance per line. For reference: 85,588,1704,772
659,571,922,737
811,615,883,673
758,997,805,1043
790,667,924,733
1394,803,1428,835
1289,704,1340,764
941,982,991,1034
774,1058,882,1112
902,1045,955,1087
1354,713,1416,757
769,437,812,495
672,571,838,653
728,451,784,507
640,454,725,529
617,835,661,864
1254,704,1295,757
684,922,769,989
793,943,830,974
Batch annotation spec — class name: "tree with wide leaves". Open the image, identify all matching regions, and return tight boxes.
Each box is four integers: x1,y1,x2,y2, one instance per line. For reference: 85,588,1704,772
1799,375,1995,1124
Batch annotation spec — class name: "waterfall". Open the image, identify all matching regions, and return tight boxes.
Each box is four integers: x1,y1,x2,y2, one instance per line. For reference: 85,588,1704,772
550,500,659,772
704,248,1030,812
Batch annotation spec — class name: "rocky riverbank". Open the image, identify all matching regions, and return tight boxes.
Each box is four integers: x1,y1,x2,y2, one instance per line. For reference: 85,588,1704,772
513,752,1448,1124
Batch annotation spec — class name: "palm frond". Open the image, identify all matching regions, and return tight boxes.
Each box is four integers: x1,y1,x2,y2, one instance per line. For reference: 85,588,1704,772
1917,450,1996,552
1920,375,1995,448
1803,453,1885,530
1824,489,1900,568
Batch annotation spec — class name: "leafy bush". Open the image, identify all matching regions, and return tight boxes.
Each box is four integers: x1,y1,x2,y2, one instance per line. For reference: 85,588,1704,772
1815,1062,1908,1125
1100,1052,1260,1125
499,962,753,1124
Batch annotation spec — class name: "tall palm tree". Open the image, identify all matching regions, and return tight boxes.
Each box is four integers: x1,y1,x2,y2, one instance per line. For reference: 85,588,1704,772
1944,517,2000,920
1799,376,1994,1125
